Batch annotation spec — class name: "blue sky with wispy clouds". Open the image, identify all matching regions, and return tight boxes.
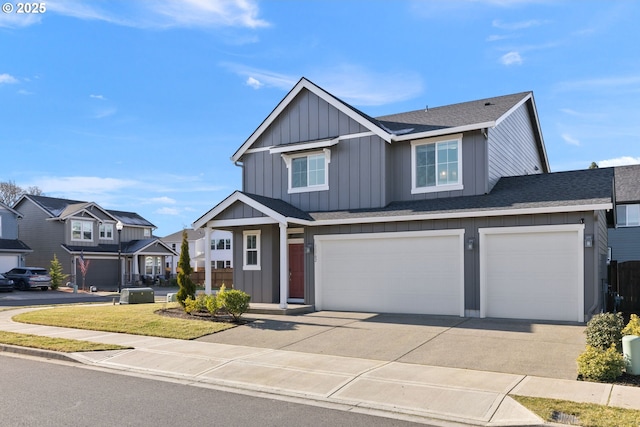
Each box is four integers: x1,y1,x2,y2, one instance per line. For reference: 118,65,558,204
1,0,638,235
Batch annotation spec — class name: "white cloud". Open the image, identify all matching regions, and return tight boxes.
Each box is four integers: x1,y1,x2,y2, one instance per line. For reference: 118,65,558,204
150,197,177,204
500,51,523,65
34,176,138,198
223,63,424,106
561,133,580,146
0,73,19,84
492,19,548,30
556,75,640,92
155,207,181,215
46,0,269,29
0,12,41,28
598,157,640,167
90,94,106,100
246,77,263,89
93,107,117,119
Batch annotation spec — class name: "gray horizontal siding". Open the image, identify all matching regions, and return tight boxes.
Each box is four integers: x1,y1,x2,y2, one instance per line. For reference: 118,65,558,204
609,227,640,262
488,103,543,191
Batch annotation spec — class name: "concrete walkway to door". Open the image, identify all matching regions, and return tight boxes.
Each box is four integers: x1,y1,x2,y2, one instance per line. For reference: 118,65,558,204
197,310,586,380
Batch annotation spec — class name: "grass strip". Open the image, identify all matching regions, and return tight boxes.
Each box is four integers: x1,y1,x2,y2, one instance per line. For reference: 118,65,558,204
512,395,640,427
12,302,235,340
0,330,130,352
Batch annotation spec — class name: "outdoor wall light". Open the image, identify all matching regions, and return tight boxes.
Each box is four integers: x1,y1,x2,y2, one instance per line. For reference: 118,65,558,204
584,235,593,248
305,244,313,254
467,238,475,251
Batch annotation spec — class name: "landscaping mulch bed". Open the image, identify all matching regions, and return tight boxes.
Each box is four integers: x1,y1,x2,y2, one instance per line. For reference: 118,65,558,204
155,306,248,325
578,373,640,388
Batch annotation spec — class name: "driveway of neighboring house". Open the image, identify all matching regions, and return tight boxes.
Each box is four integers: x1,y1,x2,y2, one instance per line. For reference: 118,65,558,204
197,311,586,380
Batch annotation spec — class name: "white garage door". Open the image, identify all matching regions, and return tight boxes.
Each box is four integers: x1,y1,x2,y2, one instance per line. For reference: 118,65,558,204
314,230,464,316
0,255,19,273
480,225,584,322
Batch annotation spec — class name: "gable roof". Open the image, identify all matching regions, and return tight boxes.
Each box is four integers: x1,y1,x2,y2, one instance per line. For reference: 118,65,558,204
19,195,155,228
0,239,32,253
62,238,176,256
231,77,548,172
614,164,640,203
0,201,22,218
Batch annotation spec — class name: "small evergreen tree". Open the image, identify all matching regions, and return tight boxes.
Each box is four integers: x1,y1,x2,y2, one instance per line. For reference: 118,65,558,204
176,229,195,307
49,254,68,290
589,161,599,169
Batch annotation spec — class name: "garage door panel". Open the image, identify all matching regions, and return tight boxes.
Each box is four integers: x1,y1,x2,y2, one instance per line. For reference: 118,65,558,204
481,226,584,322
316,231,463,316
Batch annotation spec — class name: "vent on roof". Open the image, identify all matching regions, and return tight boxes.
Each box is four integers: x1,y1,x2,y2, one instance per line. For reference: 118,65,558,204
484,102,493,106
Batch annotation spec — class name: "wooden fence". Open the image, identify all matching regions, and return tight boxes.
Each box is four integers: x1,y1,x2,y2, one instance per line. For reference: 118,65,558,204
609,261,640,316
190,269,233,288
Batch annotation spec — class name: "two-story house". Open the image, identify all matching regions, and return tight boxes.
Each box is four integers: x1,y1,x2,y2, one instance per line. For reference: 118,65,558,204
194,78,614,323
0,201,32,272
609,164,640,263
162,228,233,273
13,195,176,290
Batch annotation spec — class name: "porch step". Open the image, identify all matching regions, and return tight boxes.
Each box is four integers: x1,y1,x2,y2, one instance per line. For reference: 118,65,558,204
248,303,315,315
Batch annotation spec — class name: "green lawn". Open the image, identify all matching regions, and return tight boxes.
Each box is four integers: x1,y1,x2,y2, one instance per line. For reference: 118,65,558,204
512,395,640,427
11,302,235,340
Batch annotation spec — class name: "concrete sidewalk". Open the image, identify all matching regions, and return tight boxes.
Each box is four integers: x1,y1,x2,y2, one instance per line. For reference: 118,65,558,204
1,307,640,426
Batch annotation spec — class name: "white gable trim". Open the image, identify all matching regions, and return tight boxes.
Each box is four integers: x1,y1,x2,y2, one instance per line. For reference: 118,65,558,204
231,78,391,162
270,137,339,154
391,121,496,142
192,191,287,229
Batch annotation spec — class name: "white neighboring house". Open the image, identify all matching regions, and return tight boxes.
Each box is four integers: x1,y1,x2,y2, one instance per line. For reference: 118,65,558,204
162,228,233,273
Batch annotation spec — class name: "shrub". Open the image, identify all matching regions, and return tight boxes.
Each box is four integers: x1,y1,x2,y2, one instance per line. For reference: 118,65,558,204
577,345,625,382
220,289,251,321
585,312,624,350
48,254,68,291
184,294,208,314
176,230,195,307
622,314,640,336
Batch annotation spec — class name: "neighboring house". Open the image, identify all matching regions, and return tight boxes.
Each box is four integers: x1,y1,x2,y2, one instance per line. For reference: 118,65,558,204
162,228,233,273
608,164,640,263
194,77,614,323
13,195,176,290
0,201,32,272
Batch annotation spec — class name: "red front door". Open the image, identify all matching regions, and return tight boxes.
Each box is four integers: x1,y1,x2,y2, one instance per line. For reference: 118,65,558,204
288,243,304,299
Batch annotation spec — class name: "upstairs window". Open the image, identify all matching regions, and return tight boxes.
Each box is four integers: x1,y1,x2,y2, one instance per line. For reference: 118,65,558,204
72,220,93,241
617,204,640,227
411,135,463,194
99,223,113,240
282,149,330,193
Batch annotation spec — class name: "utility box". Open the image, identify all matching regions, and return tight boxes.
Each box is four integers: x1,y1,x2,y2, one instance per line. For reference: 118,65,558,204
166,292,177,302
119,287,155,304
623,335,640,375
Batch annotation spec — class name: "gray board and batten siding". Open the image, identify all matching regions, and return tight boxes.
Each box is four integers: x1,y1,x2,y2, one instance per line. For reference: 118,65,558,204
609,227,640,262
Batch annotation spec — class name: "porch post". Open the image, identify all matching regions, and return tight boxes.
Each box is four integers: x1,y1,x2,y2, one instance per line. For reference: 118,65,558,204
205,227,212,295
279,222,288,309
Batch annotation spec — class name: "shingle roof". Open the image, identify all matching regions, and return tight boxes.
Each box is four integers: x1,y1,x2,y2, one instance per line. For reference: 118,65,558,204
374,92,531,136
0,239,32,253
309,168,614,221
26,195,154,227
614,164,640,203
241,192,315,221
62,239,173,255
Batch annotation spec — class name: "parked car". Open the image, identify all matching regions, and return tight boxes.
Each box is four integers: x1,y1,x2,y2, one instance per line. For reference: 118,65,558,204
4,267,51,291
0,273,14,292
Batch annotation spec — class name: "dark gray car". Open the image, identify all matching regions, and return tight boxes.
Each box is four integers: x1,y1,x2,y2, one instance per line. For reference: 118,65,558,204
4,267,51,291
0,273,14,292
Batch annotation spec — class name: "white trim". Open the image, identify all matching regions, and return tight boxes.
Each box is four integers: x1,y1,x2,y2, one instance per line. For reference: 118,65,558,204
70,219,94,242
270,137,339,154
411,134,463,194
244,146,272,155
245,132,377,156
204,217,278,228
193,191,287,230
314,229,465,317
243,230,261,271
392,121,495,142
231,78,391,162
479,224,585,322
279,223,288,309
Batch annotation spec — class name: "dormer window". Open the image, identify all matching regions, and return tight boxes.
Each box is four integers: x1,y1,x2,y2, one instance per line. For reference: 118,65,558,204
411,134,463,194
282,149,331,194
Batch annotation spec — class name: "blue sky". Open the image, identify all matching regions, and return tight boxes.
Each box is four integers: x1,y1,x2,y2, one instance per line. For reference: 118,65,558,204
1,0,639,237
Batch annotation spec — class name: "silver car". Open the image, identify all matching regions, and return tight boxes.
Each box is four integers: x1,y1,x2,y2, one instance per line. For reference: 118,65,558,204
4,267,51,291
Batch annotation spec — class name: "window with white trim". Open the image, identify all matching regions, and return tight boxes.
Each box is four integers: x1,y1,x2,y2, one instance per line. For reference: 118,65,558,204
243,230,261,270
144,228,151,237
282,149,330,193
71,220,93,241
411,135,463,194
99,223,113,240
617,204,640,227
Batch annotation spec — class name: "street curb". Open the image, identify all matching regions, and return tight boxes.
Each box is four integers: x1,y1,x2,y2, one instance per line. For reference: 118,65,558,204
0,343,80,363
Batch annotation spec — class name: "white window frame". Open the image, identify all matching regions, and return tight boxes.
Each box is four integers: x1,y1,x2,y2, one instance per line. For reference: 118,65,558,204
144,228,151,237
411,134,463,194
71,220,93,242
99,223,114,240
282,149,330,194
617,204,640,227
243,230,261,271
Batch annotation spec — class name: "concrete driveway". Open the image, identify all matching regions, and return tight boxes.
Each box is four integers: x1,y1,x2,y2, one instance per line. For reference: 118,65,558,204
197,311,586,380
